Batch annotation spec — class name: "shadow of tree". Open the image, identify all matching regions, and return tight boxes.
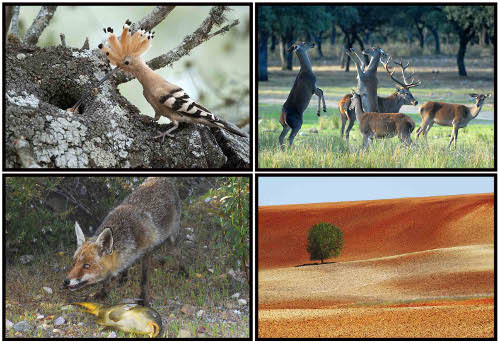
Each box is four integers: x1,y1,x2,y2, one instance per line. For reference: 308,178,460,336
294,261,337,267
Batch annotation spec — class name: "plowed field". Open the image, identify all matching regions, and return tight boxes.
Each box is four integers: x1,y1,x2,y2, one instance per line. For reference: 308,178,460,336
258,193,495,338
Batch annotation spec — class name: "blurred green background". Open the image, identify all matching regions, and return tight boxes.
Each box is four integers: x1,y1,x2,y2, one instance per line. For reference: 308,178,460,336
15,6,250,125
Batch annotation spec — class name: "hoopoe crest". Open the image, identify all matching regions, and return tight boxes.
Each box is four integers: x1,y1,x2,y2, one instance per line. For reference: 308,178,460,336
95,20,248,141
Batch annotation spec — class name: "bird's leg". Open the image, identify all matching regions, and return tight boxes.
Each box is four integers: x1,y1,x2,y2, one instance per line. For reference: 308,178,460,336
154,120,179,143
154,111,161,121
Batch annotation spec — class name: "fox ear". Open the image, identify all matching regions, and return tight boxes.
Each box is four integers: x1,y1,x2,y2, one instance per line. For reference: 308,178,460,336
75,222,86,248
96,228,113,256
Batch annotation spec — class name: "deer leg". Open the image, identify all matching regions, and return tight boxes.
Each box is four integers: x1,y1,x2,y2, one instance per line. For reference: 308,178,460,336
448,124,458,148
313,88,324,116
346,48,365,72
415,125,423,139
279,126,291,150
362,133,371,149
423,122,434,144
448,125,459,148
351,48,366,71
288,125,301,148
340,112,346,138
321,90,326,112
345,116,355,145
416,118,429,140
400,130,413,146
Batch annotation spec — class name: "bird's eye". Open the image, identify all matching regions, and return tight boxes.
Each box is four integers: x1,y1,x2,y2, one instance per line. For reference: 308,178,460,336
83,264,91,269
124,61,130,65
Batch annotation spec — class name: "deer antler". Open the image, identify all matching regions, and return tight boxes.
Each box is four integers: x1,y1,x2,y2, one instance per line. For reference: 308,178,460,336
391,58,421,88
381,55,405,88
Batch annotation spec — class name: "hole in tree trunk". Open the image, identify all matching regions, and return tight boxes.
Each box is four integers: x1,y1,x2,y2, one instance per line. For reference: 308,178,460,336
41,82,92,114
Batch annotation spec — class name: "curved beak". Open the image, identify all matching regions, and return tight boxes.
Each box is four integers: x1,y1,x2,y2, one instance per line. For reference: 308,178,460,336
70,67,120,112
95,67,120,88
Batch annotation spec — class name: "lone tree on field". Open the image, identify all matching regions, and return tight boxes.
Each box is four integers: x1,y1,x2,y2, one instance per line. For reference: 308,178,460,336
306,222,344,264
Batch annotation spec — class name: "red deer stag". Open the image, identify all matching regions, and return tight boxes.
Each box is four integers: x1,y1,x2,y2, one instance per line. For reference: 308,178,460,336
349,89,415,149
279,41,326,149
338,56,420,144
416,93,492,148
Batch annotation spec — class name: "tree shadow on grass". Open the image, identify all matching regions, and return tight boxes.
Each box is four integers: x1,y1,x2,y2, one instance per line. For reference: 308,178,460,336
294,261,337,268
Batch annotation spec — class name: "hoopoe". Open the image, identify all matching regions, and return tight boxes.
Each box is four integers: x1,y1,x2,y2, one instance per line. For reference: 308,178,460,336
75,20,248,141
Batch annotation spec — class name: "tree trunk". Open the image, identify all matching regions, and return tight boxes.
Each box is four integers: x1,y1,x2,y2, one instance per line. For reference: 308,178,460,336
330,26,336,46
270,34,277,52
5,37,249,169
480,27,487,47
457,33,468,76
343,34,354,72
340,38,347,69
280,33,294,71
431,27,440,55
321,257,324,264
312,32,324,58
258,31,269,81
416,25,425,49
4,5,14,42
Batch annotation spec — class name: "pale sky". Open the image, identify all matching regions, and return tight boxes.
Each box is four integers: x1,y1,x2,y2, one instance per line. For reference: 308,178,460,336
258,176,494,206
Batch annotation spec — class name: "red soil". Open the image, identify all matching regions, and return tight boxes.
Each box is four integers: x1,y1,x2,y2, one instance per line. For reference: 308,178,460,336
258,193,494,269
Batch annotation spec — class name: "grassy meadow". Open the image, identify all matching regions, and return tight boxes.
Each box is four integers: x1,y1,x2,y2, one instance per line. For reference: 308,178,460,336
258,44,495,169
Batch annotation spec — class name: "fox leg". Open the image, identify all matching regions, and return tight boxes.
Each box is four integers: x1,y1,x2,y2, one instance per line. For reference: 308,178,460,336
95,278,111,300
139,253,151,306
118,269,129,285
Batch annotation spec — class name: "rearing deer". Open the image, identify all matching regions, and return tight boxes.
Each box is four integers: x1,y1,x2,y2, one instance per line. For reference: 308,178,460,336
338,56,420,144
279,41,326,149
344,46,388,113
349,89,415,149
416,93,492,148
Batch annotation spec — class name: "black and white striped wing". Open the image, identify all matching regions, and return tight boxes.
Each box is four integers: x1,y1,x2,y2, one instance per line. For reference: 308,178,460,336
159,88,226,128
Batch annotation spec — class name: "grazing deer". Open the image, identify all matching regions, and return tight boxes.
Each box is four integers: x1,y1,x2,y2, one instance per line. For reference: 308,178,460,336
338,56,420,144
279,41,326,149
349,89,415,149
344,46,388,113
416,93,492,148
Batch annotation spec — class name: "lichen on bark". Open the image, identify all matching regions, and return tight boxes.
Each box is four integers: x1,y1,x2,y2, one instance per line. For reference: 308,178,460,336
5,36,249,169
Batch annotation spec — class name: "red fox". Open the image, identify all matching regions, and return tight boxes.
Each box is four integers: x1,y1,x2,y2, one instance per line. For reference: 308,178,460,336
63,177,182,305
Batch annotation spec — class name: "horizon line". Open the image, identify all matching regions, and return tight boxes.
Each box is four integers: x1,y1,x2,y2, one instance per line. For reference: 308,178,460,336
259,191,494,207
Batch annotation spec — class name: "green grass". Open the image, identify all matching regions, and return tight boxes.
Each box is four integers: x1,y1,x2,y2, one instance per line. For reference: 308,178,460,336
258,105,494,169
258,52,494,169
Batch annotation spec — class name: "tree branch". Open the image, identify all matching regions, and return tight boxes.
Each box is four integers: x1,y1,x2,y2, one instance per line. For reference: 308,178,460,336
10,6,20,37
4,5,14,42
130,5,176,32
23,6,57,46
116,6,237,85
54,184,93,218
60,33,66,47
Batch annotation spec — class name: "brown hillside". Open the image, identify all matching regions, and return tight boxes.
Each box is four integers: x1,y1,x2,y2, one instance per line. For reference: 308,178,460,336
258,193,494,269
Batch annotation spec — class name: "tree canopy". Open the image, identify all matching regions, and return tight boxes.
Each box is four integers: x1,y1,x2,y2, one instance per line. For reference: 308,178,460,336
258,5,494,78
306,222,344,264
